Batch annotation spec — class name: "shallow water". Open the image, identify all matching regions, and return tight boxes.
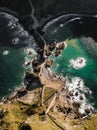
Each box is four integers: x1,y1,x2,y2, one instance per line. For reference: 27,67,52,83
43,14,97,112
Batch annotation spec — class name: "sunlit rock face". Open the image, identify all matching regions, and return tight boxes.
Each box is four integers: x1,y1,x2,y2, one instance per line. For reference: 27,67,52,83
43,14,97,114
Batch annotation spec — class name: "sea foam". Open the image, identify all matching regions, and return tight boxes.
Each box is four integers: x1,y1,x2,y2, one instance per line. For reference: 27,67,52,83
3,50,9,55
65,76,94,114
69,57,86,70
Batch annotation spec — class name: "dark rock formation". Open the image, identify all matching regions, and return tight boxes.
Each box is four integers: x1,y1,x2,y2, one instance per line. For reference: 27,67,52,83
69,91,74,96
80,95,84,100
75,92,78,96
56,43,65,50
33,65,41,73
55,50,61,57
45,49,52,56
0,110,4,119
72,101,80,108
49,40,57,51
24,72,43,90
45,59,53,68
17,90,27,98
32,58,39,67
19,124,32,130
85,108,90,114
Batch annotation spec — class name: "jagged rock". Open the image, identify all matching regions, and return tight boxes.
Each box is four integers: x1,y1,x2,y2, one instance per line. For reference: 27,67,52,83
45,59,53,67
45,49,52,56
19,124,31,130
32,58,39,67
55,50,61,56
69,91,73,96
75,91,78,96
24,62,31,66
56,43,65,50
85,108,90,114
49,40,57,50
24,72,43,90
49,45,55,51
72,101,80,108
33,65,41,73
17,90,27,98
80,95,84,100
28,51,32,55
67,95,70,99
50,40,57,46
67,107,72,114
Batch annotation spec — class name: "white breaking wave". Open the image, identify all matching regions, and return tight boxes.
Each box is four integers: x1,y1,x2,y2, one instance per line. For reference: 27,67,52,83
24,48,37,56
2,50,9,55
43,13,96,32
65,76,94,114
69,57,86,70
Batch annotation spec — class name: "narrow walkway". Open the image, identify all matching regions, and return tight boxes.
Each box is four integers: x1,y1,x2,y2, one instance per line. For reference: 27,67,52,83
45,92,57,114
43,91,57,105
41,85,46,106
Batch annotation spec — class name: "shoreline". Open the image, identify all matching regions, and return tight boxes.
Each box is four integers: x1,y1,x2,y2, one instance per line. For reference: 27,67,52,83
0,12,97,130
0,40,95,118
0,37,97,130
0,13,97,117
41,13,97,30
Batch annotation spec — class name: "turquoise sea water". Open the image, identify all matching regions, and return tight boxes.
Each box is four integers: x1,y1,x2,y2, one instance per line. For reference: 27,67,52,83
51,39,97,98
43,15,97,109
50,38,97,110
52,39,97,80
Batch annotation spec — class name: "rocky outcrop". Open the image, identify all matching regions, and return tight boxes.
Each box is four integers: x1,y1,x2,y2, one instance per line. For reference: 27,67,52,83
56,43,65,50
80,95,84,100
24,72,43,90
32,58,39,67
45,59,53,68
85,108,90,114
33,65,41,73
45,49,52,56
55,50,61,57
49,40,57,51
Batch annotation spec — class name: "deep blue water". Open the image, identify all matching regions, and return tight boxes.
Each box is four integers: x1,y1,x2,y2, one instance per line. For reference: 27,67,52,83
0,12,36,99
